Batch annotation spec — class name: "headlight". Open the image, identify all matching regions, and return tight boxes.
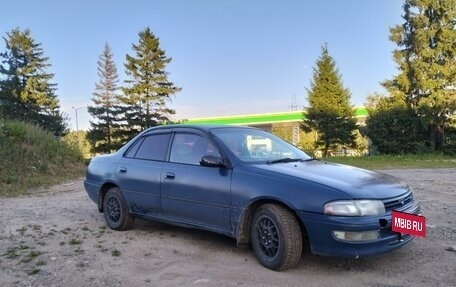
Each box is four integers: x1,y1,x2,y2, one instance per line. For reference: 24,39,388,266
324,200,385,216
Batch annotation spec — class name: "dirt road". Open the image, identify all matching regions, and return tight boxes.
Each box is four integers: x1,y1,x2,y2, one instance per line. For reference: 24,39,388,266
0,169,455,287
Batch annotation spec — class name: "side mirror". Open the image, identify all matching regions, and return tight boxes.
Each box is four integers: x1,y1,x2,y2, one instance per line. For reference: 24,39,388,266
200,155,225,168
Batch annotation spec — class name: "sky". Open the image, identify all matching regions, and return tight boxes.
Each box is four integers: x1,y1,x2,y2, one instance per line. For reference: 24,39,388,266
1,0,404,131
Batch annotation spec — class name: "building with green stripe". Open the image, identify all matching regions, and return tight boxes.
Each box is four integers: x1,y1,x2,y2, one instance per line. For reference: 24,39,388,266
184,107,368,147
186,107,367,126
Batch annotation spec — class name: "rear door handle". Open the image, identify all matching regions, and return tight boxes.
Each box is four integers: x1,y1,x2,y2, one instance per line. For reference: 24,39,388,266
164,172,175,180
119,167,127,173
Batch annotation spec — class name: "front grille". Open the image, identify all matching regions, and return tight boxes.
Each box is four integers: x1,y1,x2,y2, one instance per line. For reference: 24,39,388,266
382,190,414,211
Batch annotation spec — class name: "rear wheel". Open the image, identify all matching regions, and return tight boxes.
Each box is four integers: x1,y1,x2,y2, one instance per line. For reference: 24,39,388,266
251,204,302,271
103,187,135,230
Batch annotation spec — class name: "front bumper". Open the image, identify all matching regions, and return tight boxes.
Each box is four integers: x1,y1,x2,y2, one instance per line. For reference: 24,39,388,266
298,201,421,257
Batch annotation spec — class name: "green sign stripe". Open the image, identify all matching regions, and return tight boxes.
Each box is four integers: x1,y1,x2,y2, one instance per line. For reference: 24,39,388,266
187,107,367,125
188,112,303,125
355,107,368,117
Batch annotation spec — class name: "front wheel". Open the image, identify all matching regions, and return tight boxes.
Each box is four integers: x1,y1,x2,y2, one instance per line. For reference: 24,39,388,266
103,187,135,231
251,204,302,271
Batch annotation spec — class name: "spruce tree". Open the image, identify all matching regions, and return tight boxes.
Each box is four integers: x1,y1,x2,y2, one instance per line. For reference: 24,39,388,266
383,0,456,150
119,27,181,140
0,28,67,136
301,44,357,157
87,43,122,153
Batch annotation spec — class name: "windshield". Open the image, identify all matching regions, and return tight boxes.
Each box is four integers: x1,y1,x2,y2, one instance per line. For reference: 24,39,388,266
211,127,312,163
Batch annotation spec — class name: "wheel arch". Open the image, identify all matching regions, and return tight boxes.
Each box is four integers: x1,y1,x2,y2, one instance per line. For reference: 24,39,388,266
97,182,119,212
235,198,308,246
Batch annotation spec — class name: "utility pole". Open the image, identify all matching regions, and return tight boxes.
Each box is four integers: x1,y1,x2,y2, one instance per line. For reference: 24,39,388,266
71,106,84,157
290,94,303,146
72,106,83,131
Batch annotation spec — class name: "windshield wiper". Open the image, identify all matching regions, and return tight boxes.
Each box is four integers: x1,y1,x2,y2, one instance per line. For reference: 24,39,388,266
267,158,304,164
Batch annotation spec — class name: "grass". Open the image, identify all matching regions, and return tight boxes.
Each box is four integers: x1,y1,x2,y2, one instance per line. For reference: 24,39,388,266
36,260,46,266
16,227,28,236
27,268,40,276
69,238,83,245
20,250,42,263
1,222,129,279
3,243,45,275
324,153,456,170
111,249,121,257
4,248,20,259
0,120,86,197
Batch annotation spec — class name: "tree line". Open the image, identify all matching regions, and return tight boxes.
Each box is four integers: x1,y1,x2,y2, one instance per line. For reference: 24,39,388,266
0,27,180,155
302,0,455,156
87,28,180,153
1,0,454,157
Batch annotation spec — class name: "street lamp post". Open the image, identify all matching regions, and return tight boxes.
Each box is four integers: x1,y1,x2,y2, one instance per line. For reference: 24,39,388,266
71,106,83,131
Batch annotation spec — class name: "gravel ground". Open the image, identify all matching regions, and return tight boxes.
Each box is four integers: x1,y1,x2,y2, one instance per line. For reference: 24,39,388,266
0,169,455,287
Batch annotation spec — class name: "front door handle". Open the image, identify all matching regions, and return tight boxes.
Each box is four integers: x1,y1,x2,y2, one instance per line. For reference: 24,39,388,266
164,172,175,180
119,167,127,173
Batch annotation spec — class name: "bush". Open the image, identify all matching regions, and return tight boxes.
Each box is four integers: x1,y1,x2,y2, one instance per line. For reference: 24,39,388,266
443,130,456,156
1,121,27,140
365,106,429,154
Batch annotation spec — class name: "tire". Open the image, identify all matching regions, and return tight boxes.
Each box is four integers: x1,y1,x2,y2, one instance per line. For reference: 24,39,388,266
251,204,302,271
103,187,135,231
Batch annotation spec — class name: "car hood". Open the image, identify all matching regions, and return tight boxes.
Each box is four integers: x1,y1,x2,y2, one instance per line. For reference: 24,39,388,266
253,160,409,199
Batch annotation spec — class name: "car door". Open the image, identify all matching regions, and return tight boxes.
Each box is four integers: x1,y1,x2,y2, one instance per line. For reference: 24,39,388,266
116,132,171,217
161,131,232,233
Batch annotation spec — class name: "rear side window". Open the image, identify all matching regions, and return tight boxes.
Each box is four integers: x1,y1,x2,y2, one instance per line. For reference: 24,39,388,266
134,133,171,161
124,138,144,158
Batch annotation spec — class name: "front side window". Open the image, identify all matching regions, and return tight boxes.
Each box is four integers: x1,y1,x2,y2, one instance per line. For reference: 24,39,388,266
170,133,220,165
134,133,171,161
211,128,311,163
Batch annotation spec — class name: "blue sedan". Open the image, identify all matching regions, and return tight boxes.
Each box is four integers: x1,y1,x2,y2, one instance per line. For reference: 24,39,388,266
84,125,421,270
